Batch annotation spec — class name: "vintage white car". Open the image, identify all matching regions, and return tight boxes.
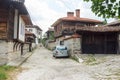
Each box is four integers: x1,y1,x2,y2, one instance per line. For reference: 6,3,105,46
53,45,69,58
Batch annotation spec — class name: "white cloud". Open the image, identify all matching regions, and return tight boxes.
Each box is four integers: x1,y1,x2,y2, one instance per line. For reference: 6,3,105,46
25,0,112,34
25,0,63,33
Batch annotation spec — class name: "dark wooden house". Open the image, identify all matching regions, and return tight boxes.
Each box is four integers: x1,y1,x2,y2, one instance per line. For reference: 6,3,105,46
52,9,102,38
0,0,32,61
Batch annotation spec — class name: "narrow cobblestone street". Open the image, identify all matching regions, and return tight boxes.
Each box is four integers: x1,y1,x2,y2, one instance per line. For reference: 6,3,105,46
17,47,94,80
17,47,120,80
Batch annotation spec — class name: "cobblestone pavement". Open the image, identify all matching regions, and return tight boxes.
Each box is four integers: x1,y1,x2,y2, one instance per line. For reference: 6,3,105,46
17,47,95,80
17,47,120,80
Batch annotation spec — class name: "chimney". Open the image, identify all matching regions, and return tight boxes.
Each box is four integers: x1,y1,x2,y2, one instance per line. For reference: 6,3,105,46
76,9,80,18
67,12,74,17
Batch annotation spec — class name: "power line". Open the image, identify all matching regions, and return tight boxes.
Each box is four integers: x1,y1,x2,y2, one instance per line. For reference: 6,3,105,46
59,0,73,11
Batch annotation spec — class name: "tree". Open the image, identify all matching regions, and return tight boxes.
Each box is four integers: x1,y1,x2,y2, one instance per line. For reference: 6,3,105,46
49,31,54,40
103,19,107,24
84,0,120,19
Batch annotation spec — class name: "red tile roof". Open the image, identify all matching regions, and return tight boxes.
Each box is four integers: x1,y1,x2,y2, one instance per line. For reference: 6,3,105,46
52,17,102,27
62,17,102,23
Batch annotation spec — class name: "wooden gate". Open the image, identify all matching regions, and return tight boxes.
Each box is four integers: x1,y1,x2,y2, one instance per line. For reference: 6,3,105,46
82,33,117,54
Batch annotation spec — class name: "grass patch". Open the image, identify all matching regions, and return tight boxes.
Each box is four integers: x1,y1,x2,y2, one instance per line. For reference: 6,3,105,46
70,55,79,62
84,54,98,65
0,72,7,80
47,48,51,50
0,65,16,80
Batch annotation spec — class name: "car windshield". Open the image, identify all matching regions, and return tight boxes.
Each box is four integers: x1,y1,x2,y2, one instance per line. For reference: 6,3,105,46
56,47,67,50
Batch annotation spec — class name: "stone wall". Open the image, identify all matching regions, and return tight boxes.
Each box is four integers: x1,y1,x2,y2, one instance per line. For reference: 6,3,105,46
47,42,56,50
0,40,15,65
0,40,36,65
64,37,81,56
0,40,8,54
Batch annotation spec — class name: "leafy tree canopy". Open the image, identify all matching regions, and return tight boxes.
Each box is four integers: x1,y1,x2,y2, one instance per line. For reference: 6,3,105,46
84,0,120,19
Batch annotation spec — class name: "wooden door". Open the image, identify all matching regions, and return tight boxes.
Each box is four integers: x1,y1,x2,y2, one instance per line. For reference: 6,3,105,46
82,33,117,54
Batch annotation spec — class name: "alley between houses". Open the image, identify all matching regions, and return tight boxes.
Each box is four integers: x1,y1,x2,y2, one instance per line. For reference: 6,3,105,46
16,47,120,80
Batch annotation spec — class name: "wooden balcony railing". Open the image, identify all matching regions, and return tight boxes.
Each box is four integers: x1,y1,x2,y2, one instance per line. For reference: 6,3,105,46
11,0,25,3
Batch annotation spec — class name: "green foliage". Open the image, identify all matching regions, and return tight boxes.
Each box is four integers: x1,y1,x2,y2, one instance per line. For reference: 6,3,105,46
103,19,108,24
0,72,7,80
0,65,16,71
84,0,120,19
42,38,47,46
49,32,54,40
0,65,16,80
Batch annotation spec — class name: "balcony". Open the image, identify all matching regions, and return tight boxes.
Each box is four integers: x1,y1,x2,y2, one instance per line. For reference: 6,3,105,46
61,29,75,35
11,0,25,3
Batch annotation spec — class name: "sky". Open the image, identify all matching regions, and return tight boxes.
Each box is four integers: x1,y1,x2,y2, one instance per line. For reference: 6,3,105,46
25,0,114,34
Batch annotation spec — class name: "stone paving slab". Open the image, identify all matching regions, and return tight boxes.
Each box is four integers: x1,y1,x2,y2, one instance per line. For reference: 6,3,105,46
7,52,33,67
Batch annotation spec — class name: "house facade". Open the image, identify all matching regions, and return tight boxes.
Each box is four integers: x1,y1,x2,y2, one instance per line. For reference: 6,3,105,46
52,9,103,55
52,9,120,55
25,25,42,45
52,9,102,38
0,0,32,64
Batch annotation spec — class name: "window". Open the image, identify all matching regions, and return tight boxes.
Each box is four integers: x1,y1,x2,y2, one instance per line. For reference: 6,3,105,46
60,41,64,45
29,29,33,32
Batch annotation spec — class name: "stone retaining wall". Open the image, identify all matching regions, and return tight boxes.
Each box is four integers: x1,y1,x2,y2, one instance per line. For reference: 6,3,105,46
0,40,36,65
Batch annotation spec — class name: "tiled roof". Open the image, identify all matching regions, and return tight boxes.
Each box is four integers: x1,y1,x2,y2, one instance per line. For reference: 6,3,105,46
52,17,102,27
76,26,120,32
62,17,102,23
